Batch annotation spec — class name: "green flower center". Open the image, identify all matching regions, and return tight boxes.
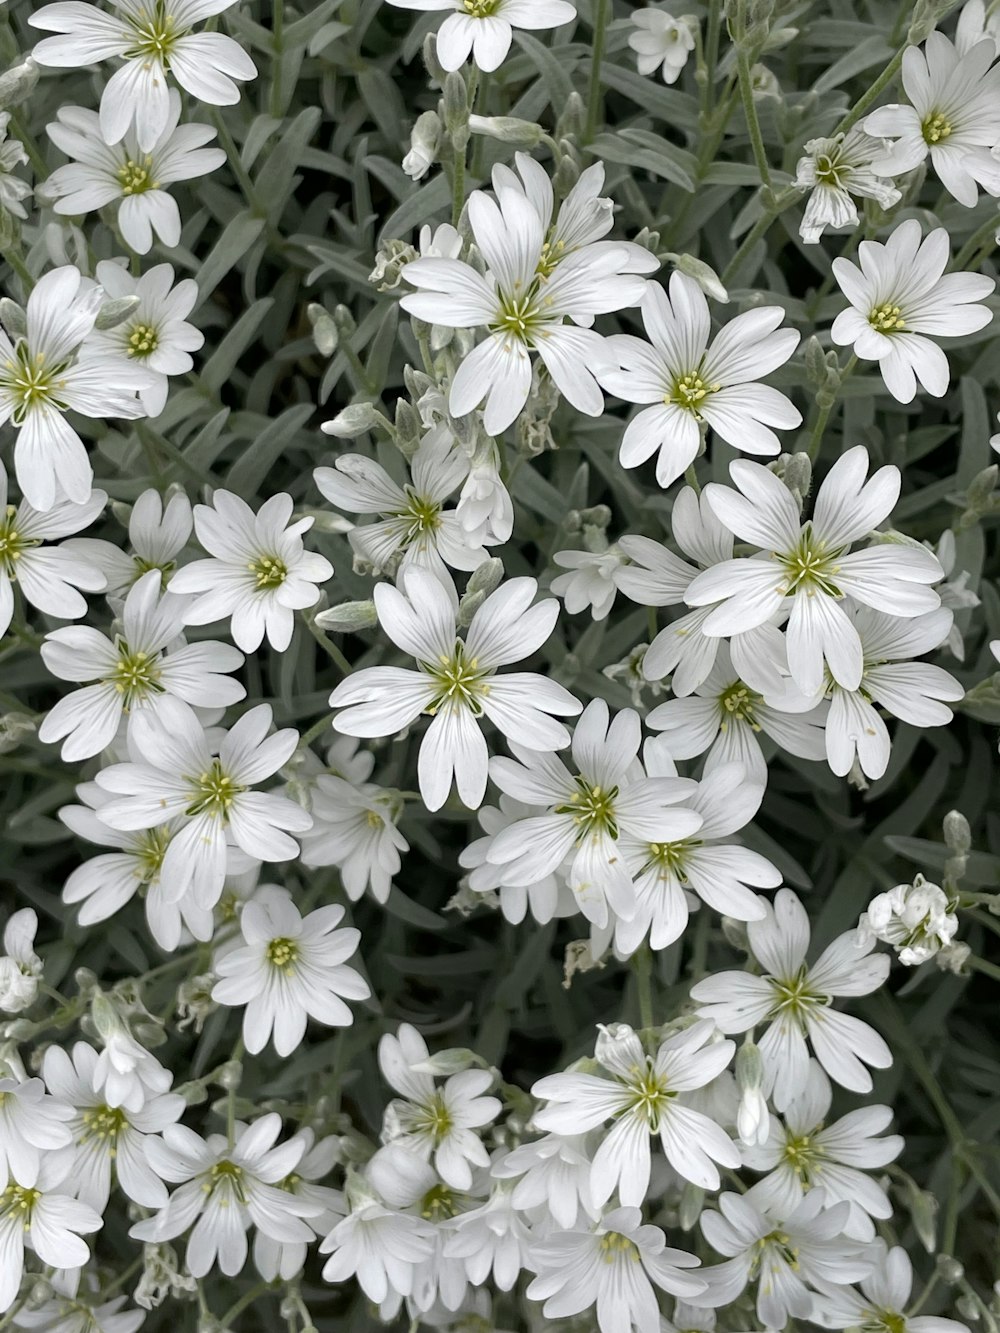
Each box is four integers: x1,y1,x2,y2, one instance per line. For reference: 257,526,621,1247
424,641,491,717
645,837,701,880
490,285,549,344
599,1231,640,1263
127,323,159,358
556,777,620,841
186,758,246,820
868,302,906,333
81,1103,127,1146
667,370,720,415
126,3,180,61
782,1131,825,1184
751,1230,800,1276
921,111,952,144
463,0,501,15
136,825,171,882
814,152,846,186
401,490,442,540
421,1182,459,1220
1,343,69,422
117,158,156,195
536,238,568,278
207,1159,246,1201
0,1183,40,1221
718,681,762,729
415,1091,454,1144
776,526,842,596
107,642,163,706
861,1314,908,1333
769,963,826,1026
621,1061,675,1131
0,506,37,576
250,554,288,589
267,936,299,972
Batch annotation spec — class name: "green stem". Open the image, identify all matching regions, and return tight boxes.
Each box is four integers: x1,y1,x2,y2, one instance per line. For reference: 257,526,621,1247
211,108,266,218
304,612,353,674
736,46,772,194
100,1253,146,1299
220,1280,271,1329
226,1036,245,1149
967,954,1000,984
633,945,655,1031
451,145,466,228
585,0,611,143
721,187,800,286
833,46,906,136
684,463,702,494
3,245,34,293
7,110,47,179
299,710,338,749
806,353,857,461
953,212,999,271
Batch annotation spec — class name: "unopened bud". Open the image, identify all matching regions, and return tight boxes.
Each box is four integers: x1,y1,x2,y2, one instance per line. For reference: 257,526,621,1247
320,402,391,439
332,304,356,337
457,588,486,627
552,154,580,197
467,114,544,146
95,294,141,330
442,71,469,136
465,557,504,600
556,91,586,139
937,1255,965,1284
0,58,40,109
307,303,338,356
394,398,422,454
216,1058,242,1092
403,109,441,182
0,297,26,338
422,32,447,83
943,809,971,857
667,252,728,303
314,600,378,633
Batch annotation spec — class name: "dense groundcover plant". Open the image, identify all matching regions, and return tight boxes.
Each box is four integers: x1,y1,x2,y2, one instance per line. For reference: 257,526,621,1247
1,0,1000,1328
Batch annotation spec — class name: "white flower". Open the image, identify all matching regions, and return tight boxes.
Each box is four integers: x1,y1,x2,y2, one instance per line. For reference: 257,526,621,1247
0,909,43,1013
88,261,203,416
742,1062,903,1240
169,490,333,652
601,272,801,488
864,31,1000,206
794,127,902,243
298,775,407,904
314,429,491,581
71,487,193,599
526,1204,706,1333
456,450,513,544
402,110,440,182
0,1158,102,1315
691,1186,874,1329
490,1133,597,1229
45,93,226,255
131,1115,321,1277
532,1021,739,1203
442,1184,532,1291
0,470,108,638
378,1023,500,1190
460,795,578,926
30,0,255,152
401,180,645,435
386,0,577,73
824,605,963,779
329,567,581,812
858,874,959,966
956,0,1000,57
484,697,702,929
94,698,311,909
685,448,944,695
0,1076,74,1189
628,8,696,84
39,569,245,761
812,1239,971,1333
831,220,994,402
252,1130,344,1282
0,113,31,219
91,1001,173,1113
212,898,369,1056
319,1173,436,1304
690,888,892,1109
12,1271,145,1333
551,544,627,620
41,1040,185,1212
615,753,780,953
647,640,828,786
0,268,148,510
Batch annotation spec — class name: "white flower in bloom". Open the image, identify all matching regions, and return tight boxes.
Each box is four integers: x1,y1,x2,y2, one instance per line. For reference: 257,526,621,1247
533,1021,739,1203
169,490,333,653
131,1115,320,1277
647,641,828,786
831,220,994,402
12,1271,145,1333
329,568,581,812
691,888,892,1109
812,1240,971,1333
526,1205,706,1332
0,113,31,220
795,127,902,243
378,1023,500,1190
314,429,491,581
691,1186,874,1328
71,487,193,599
956,0,1000,56
401,183,645,435
601,272,801,488
0,1158,102,1315
864,32,1000,206
212,898,369,1056
88,261,203,416
460,795,578,926
42,1040,185,1212
456,450,514,544
30,0,255,151
484,698,702,929
0,1076,73,1189
0,909,43,1013
0,269,148,510
490,155,659,278
299,775,408,904
628,8,696,84
615,753,780,953
742,1062,903,1240
45,93,226,255
253,1130,345,1283
685,448,944,695
94,698,311,908
39,569,245,761
825,605,963,779
386,0,577,73
491,1132,597,1229
91,1005,173,1113
858,874,959,966
551,544,627,621
442,1184,532,1292
319,1175,436,1304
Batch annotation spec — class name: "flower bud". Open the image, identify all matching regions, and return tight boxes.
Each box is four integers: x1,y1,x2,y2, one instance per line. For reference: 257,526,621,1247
403,109,442,181
0,58,39,109
94,294,141,330
314,600,378,633
465,557,505,600
320,402,392,438
307,303,338,356
944,809,972,857
666,252,729,303
0,297,26,338
467,114,544,146
442,71,469,136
